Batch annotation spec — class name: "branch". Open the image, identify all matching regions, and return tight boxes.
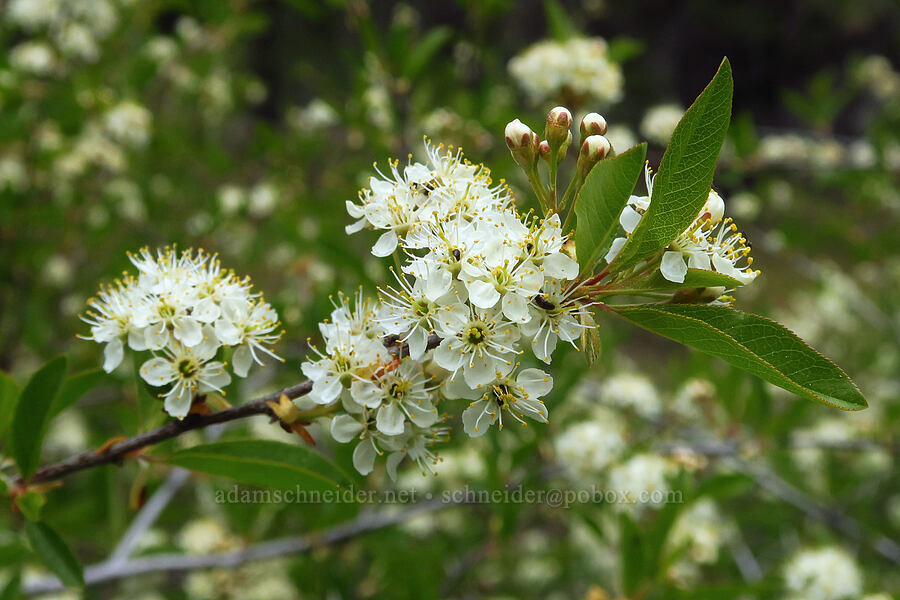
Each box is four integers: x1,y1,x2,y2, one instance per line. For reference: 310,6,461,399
16,334,442,486
23,498,457,595
656,439,900,566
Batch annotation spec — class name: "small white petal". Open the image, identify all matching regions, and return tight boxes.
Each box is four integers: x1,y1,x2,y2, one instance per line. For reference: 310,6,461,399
103,338,124,373
371,230,398,257
330,414,364,443
660,251,688,283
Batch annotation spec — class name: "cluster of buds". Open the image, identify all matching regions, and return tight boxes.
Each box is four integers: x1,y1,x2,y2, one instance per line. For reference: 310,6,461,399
504,106,615,215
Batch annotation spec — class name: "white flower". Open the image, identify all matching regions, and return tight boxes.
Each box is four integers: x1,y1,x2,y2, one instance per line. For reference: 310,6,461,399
376,267,460,359
459,241,543,323
10,42,57,76
349,359,438,435
301,293,389,405
640,104,684,145
602,373,662,419
784,547,862,600
521,278,590,363
80,281,150,372
508,37,623,105
139,336,230,419
668,499,730,564
83,247,282,402
555,412,625,478
214,299,283,377
451,367,553,436
384,423,448,479
104,101,152,148
433,304,519,387
607,454,674,513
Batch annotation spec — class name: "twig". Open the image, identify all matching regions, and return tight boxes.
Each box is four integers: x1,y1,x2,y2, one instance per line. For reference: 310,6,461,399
108,468,192,565
16,334,442,486
657,439,900,565
23,498,458,595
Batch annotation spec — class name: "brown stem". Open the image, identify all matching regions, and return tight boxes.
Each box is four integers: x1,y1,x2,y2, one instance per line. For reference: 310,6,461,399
15,334,442,486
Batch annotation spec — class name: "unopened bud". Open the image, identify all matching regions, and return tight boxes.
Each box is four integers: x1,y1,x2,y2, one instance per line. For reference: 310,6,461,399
505,118,539,168
539,140,552,162
545,106,572,147
576,134,611,176
580,112,608,138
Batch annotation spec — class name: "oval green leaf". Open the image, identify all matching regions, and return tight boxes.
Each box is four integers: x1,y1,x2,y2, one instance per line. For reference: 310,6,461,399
167,439,353,492
613,304,867,410
24,521,84,589
50,369,106,420
0,372,22,442
611,58,733,272
11,356,68,480
575,143,647,275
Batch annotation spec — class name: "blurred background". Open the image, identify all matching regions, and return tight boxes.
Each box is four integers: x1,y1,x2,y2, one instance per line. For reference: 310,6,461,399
0,0,898,598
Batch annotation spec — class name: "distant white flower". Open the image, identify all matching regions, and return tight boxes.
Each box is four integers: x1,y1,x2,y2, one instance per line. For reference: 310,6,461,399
607,454,674,513
640,104,684,145
555,413,625,478
104,101,152,148
10,42,57,75
508,37,623,105
602,373,662,419
669,499,730,564
784,547,861,600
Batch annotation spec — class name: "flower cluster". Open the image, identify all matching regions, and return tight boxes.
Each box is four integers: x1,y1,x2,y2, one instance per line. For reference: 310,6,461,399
605,165,760,286
784,546,862,600
508,37,623,106
301,140,594,476
81,247,283,418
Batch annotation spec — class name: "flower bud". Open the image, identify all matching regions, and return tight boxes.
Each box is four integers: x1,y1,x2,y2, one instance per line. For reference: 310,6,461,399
544,106,572,147
580,112,608,138
576,134,611,176
538,140,552,163
505,118,539,168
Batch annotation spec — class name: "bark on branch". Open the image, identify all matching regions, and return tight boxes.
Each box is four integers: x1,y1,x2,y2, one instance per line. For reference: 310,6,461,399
16,334,441,486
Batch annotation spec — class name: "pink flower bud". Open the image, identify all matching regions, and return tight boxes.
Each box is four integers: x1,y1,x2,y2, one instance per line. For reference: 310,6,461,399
580,112,608,138
545,106,572,146
576,134,612,176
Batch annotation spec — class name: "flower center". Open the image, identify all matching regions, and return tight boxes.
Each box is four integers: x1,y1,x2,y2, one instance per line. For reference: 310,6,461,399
465,324,488,345
177,359,197,378
412,299,431,317
389,380,411,399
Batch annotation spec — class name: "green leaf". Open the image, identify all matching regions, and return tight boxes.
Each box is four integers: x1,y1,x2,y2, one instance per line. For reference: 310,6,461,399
575,143,647,274
613,305,867,410
167,440,352,492
11,356,68,480
403,27,453,80
620,513,644,596
604,268,744,296
0,571,21,600
543,0,578,40
23,521,84,589
612,58,733,272
15,490,46,522
0,372,22,441
50,369,105,420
